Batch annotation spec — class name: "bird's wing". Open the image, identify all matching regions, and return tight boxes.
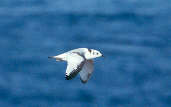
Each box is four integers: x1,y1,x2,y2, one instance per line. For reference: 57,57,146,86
79,60,94,83
65,52,85,80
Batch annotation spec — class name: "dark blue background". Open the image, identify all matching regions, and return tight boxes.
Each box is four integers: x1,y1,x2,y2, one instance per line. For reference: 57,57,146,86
0,0,171,107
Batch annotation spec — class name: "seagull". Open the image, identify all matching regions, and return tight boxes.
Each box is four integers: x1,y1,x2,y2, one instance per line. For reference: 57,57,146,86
48,48,103,83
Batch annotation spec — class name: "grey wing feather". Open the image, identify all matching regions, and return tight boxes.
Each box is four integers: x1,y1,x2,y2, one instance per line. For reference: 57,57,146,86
65,53,85,80
79,60,94,83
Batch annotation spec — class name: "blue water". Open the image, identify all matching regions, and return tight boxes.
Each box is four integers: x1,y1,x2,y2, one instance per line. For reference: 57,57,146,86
1,0,171,107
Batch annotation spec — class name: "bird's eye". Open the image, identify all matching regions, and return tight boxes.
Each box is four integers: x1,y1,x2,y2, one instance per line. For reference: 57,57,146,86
96,53,98,55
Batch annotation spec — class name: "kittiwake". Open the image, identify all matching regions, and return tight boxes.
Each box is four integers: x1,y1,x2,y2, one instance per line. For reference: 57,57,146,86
48,48,103,83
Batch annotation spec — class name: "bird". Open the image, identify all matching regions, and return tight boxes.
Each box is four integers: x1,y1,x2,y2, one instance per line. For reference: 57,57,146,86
48,48,103,83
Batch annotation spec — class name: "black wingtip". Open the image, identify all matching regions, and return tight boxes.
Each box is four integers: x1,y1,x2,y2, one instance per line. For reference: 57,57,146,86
65,75,71,80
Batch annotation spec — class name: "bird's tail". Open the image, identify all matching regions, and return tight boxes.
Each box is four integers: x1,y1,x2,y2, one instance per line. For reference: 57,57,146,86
48,56,56,59
48,56,63,61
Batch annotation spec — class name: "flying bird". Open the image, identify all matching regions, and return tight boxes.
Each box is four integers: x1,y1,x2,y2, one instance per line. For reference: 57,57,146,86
48,48,103,83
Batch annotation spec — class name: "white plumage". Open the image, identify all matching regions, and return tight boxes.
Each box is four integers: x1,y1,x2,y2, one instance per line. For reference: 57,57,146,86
48,48,103,83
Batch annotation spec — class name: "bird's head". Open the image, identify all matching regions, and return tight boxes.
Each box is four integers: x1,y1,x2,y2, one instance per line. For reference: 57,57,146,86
85,49,104,60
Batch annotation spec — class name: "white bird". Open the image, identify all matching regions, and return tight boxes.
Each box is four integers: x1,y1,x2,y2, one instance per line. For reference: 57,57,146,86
48,48,103,83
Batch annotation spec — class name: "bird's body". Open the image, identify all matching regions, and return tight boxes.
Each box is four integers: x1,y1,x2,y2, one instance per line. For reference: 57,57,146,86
48,48,103,83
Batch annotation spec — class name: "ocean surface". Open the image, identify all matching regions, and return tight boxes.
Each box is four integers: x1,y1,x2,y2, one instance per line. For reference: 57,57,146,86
0,0,171,107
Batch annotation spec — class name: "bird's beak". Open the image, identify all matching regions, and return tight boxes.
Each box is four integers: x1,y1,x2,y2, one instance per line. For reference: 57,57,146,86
101,54,104,57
